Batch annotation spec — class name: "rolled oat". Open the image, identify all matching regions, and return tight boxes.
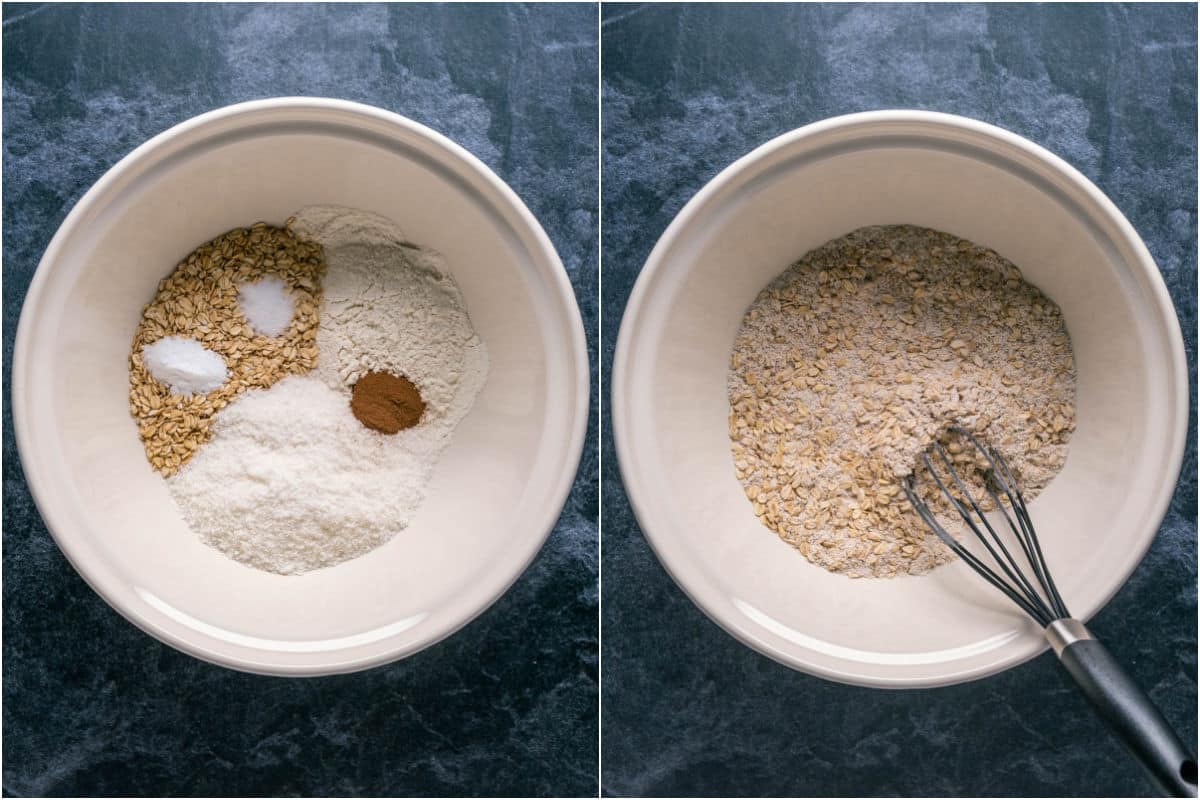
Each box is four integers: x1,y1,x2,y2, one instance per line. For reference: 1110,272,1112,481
127,223,326,476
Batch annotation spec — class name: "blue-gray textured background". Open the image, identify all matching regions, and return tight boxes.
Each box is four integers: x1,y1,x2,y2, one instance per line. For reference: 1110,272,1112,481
3,3,597,796
601,3,1197,796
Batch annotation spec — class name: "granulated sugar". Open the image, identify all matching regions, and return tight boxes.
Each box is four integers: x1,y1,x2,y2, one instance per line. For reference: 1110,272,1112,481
168,375,427,574
728,225,1076,578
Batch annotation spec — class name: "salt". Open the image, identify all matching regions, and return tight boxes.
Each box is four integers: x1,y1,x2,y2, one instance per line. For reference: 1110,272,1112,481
142,336,228,395
238,276,294,337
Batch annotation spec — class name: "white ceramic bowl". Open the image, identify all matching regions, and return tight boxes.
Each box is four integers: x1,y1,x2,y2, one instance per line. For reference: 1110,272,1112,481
612,110,1187,688
13,98,589,675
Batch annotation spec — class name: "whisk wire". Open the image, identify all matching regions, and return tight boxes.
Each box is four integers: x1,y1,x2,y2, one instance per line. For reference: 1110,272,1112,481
965,448,1065,618
952,427,1071,620
902,472,1054,626
903,427,1075,627
918,446,1056,624
993,448,1070,619
926,443,1050,613
993,455,1070,618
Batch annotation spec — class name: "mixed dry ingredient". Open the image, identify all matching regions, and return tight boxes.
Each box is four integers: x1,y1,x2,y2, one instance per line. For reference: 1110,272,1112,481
728,225,1076,578
129,206,487,574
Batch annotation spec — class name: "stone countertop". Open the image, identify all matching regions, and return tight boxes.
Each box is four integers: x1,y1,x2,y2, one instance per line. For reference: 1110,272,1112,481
2,4,597,796
601,4,1196,796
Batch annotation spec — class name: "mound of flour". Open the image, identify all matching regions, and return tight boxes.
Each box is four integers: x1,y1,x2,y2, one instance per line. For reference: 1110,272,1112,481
290,204,489,457
167,206,488,575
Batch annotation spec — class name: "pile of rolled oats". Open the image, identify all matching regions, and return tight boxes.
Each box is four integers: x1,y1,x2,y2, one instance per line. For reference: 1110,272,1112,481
128,223,326,476
727,225,1076,578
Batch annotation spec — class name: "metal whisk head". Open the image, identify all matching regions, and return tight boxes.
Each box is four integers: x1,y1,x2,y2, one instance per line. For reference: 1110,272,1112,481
902,425,1070,627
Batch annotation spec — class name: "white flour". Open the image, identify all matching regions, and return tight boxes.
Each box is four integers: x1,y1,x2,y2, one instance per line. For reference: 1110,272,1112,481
167,206,489,574
290,205,489,457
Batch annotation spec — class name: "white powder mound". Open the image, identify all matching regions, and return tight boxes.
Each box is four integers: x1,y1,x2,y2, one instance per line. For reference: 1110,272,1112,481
168,375,428,575
287,204,411,250
237,276,294,337
142,336,228,395
290,204,489,457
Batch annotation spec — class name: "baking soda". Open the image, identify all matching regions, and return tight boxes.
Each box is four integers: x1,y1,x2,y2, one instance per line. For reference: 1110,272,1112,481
142,336,228,395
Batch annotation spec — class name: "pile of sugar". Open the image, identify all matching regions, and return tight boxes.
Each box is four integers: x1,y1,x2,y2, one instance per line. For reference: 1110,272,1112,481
141,336,228,395
167,205,489,575
728,225,1076,578
167,375,426,574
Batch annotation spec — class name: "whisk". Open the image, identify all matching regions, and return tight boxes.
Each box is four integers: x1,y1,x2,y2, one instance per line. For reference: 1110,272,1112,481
903,425,1197,798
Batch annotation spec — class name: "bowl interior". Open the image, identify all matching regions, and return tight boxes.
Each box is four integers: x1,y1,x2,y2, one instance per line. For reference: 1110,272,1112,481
616,116,1184,687
15,102,585,673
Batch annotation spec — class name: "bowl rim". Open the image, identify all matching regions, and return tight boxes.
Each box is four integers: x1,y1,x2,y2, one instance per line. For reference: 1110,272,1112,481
611,109,1189,689
12,96,590,676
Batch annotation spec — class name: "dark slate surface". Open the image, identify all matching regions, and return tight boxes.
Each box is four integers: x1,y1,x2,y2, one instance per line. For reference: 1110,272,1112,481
3,4,597,797
601,4,1197,797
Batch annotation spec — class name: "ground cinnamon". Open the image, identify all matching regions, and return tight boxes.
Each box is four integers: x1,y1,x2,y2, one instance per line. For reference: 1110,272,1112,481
350,371,425,433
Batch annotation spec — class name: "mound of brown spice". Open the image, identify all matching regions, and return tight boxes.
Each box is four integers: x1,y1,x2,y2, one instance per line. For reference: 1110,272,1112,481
350,371,426,434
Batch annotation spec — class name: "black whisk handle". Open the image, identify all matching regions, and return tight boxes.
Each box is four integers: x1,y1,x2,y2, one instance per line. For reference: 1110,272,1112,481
1047,619,1197,797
